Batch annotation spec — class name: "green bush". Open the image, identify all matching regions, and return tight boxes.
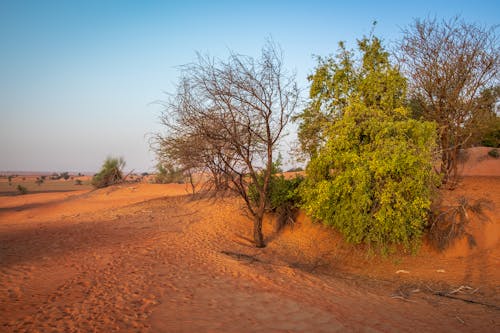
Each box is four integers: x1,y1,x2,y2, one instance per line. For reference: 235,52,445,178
301,107,439,251
92,157,125,188
488,148,499,158
249,165,304,230
17,185,28,195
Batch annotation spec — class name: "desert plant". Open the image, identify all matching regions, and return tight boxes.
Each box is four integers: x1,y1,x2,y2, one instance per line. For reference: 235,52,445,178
488,148,499,158
35,177,44,186
428,196,493,250
299,34,439,251
91,157,125,188
155,163,184,184
398,17,499,186
249,166,304,231
75,179,83,185
17,185,28,195
156,41,299,247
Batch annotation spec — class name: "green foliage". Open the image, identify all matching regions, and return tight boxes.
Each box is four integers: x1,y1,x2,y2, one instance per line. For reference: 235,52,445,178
488,148,499,158
92,157,125,188
248,156,304,231
480,109,500,148
249,161,303,213
155,163,184,184
296,34,406,157
17,185,28,195
299,34,439,251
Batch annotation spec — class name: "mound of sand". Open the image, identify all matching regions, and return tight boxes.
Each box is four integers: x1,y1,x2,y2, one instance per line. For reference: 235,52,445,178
0,150,498,332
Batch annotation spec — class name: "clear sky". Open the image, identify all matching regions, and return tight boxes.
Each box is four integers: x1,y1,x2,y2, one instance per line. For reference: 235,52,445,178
1,0,498,172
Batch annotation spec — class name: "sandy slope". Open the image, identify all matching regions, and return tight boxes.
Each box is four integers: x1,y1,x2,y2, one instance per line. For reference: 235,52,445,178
0,152,499,332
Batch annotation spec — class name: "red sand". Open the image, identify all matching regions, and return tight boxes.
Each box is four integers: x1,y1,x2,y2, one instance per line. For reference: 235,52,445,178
0,149,499,332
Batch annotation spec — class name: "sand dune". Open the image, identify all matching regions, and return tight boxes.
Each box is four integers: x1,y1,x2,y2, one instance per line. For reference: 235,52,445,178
0,151,499,332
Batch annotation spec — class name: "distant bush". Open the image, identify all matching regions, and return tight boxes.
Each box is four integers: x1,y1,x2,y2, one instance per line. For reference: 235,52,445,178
75,179,83,185
35,177,44,186
17,185,28,195
154,163,184,184
92,157,125,188
488,148,499,158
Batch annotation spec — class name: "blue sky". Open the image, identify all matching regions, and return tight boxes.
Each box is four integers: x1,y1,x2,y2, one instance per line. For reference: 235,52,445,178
1,1,498,172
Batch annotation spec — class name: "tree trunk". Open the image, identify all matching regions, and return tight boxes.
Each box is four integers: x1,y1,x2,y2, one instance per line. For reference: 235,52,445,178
253,214,265,248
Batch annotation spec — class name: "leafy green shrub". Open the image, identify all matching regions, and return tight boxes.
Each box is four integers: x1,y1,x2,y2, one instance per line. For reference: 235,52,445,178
17,185,28,195
480,121,500,148
92,157,125,188
249,165,304,231
301,108,439,251
488,148,499,158
296,33,441,252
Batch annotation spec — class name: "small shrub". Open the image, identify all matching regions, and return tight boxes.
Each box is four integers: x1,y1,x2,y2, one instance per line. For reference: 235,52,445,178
17,185,28,195
249,167,304,231
428,196,493,250
35,178,44,186
92,157,125,188
155,163,184,184
75,179,83,185
488,148,499,158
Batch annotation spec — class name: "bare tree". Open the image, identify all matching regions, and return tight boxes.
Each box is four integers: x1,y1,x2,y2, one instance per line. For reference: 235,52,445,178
398,17,499,186
155,41,299,247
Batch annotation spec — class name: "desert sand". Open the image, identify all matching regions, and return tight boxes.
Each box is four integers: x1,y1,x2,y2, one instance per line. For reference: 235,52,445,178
0,148,499,332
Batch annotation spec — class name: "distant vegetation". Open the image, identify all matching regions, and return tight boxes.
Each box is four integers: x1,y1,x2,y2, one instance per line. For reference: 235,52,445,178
92,157,125,188
17,185,28,195
51,172,70,180
154,163,184,184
